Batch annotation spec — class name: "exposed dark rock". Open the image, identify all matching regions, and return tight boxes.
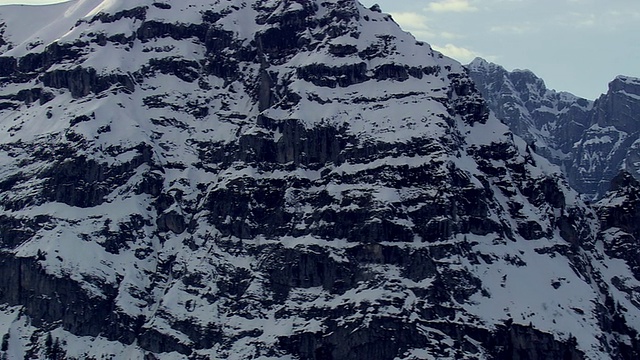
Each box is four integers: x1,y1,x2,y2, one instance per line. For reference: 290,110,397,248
69,114,92,126
37,144,154,208
255,10,314,57
280,317,425,360
448,72,490,125
0,56,18,76
592,77,640,134
373,64,410,81
597,172,640,238
142,58,201,82
0,215,48,249
0,255,123,340
264,245,358,300
138,328,192,355
205,177,291,239
156,211,186,234
152,3,171,10
522,176,566,208
136,21,207,43
468,58,591,162
245,118,349,166
203,28,234,53
42,67,135,98
517,220,545,240
297,62,368,88
90,6,148,24
328,43,357,57
18,42,85,73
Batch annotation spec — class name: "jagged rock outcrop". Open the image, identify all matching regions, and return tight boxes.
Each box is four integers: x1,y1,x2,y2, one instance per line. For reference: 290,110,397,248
0,1,638,359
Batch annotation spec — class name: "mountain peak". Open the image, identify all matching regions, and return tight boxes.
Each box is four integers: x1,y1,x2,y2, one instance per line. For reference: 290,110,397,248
368,3,382,13
609,74,640,96
468,56,493,70
614,74,640,84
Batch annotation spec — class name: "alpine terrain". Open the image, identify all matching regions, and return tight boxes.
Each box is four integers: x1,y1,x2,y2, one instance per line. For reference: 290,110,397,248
468,58,640,201
0,0,639,359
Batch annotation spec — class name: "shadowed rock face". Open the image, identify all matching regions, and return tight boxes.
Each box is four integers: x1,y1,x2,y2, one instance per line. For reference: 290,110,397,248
0,1,638,359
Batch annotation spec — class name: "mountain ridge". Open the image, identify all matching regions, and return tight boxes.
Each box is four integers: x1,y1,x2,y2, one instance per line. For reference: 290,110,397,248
468,57,640,200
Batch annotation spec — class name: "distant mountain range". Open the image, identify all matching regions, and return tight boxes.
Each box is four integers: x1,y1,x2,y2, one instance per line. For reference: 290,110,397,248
0,1,640,359
468,58,640,200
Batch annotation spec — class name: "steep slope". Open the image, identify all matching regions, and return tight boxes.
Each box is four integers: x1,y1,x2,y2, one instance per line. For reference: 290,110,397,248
0,1,638,359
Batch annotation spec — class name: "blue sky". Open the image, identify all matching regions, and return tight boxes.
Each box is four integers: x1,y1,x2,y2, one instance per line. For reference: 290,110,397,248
0,0,638,99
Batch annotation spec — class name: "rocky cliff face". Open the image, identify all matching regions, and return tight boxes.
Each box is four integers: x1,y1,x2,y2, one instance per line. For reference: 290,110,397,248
468,59,640,201
0,1,639,359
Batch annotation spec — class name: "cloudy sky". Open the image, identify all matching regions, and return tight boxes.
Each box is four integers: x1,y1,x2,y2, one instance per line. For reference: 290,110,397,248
358,0,640,99
0,0,638,99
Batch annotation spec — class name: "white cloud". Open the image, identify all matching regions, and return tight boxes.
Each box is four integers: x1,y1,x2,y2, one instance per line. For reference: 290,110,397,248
388,12,465,42
390,12,435,39
439,31,463,39
426,0,478,13
557,12,597,28
489,24,535,34
390,12,431,30
431,43,488,63
572,13,596,27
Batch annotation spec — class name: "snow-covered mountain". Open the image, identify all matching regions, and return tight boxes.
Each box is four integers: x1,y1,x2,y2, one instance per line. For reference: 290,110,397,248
0,1,639,359
468,59,640,200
